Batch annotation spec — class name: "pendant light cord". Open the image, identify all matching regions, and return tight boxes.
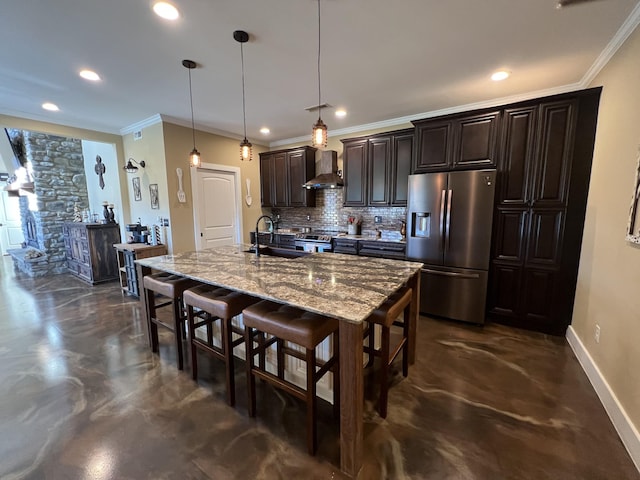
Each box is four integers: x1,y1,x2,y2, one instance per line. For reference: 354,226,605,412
188,67,196,149
241,42,247,140
317,0,322,121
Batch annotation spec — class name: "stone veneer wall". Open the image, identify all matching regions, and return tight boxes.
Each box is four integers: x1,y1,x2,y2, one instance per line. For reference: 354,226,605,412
12,130,89,275
271,189,406,235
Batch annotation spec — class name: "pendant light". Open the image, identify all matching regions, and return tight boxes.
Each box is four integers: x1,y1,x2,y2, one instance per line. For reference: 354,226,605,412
182,59,201,168
234,30,252,161
311,0,327,148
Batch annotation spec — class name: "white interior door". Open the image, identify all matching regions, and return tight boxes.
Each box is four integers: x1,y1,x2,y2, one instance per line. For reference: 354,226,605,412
0,191,24,254
192,165,242,250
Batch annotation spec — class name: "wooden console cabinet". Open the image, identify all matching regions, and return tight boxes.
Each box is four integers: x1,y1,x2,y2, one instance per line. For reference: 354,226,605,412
63,222,121,284
114,243,168,297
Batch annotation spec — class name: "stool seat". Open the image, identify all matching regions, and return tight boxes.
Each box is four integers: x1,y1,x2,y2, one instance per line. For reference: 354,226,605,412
184,285,256,319
243,300,339,455
368,288,413,327
143,272,199,370
242,302,338,350
184,284,258,406
144,272,197,298
365,286,412,418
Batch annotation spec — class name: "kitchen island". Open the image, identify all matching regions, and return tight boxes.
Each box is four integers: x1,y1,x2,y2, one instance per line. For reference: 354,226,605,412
135,244,422,478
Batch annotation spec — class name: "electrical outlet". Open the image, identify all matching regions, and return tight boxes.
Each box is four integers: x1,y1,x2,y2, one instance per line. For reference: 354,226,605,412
162,218,169,227
595,324,601,343
374,216,382,224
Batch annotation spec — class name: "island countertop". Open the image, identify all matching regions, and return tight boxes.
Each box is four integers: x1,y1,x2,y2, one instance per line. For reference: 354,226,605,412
135,244,422,324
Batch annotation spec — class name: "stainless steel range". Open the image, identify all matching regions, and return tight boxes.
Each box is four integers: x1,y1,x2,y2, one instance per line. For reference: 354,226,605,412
294,232,334,252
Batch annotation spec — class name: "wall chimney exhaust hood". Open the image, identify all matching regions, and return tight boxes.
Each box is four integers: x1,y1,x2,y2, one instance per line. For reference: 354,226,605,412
303,150,343,189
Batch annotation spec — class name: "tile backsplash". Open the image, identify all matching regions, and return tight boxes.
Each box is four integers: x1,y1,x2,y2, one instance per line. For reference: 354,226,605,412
270,189,406,235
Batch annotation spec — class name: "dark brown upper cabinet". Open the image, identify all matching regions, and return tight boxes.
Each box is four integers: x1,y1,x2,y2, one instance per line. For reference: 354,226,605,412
342,139,368,207
413,120,451,172
368,136,392,206
453,111,501,169
342,129,413,207
259,146,316,208
412,110,500,173
259,153,274,207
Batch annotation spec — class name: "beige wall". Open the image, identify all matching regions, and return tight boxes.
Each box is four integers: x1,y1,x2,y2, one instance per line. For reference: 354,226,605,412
121,122,169,248
162,122,268,253
574,25,640,433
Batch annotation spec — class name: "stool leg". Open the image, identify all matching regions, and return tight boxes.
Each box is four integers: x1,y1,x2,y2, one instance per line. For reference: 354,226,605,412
402,305,410,378
379,325,391,419
245,326,256,417
146,288,159,353
333,331,340,419
276,338,285,379
365,324,375,368
172,298,184,370
188,305,198,381
306,348,317,455
179,297,187,340
223,317,236,406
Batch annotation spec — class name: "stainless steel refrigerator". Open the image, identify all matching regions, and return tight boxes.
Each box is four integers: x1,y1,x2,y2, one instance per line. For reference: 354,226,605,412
406,170,496,324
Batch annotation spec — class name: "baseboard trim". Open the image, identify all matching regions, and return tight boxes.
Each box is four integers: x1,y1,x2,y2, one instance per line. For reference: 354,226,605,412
566,326,640,473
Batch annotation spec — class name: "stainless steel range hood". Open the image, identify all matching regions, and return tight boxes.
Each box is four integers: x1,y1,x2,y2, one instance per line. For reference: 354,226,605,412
303,150,344,189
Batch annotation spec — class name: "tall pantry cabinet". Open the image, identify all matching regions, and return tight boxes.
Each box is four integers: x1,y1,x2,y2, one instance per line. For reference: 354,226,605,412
488,90,601,335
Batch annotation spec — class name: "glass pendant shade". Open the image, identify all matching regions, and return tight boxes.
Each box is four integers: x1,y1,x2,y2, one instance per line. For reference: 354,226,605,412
312,118,327,148
189,148,201,168
240,138,252,161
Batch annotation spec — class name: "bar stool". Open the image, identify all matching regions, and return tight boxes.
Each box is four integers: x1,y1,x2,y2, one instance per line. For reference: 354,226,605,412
183,285,259,406
243,300,339,455
143,272,199,370
364,286,412,418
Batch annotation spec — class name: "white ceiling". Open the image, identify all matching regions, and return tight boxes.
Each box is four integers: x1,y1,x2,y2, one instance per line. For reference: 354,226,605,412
1,0,639,146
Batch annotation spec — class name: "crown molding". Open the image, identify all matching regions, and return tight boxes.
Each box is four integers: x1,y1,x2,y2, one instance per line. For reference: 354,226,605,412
119,114,163,135
580,2,640,87
270,83,582,148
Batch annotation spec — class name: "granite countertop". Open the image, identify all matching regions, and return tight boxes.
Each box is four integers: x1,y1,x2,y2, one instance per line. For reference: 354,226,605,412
136,244,422,324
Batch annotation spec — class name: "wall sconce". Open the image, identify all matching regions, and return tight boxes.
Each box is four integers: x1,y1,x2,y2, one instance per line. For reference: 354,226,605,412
123,158,145,173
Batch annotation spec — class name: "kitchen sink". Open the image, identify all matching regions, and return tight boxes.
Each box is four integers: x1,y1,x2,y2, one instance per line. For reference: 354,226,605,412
244,246,309,259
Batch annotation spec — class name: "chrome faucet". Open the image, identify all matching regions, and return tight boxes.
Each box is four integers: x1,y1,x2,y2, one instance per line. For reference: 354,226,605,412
254,215,274,257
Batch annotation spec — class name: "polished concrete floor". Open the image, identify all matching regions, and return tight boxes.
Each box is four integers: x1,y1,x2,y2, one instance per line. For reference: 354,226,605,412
0,256,638,480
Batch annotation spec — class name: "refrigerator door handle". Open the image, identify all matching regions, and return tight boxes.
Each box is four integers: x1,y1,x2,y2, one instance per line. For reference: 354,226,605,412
422,268,480,279
445,189,453,253
440,189,446,251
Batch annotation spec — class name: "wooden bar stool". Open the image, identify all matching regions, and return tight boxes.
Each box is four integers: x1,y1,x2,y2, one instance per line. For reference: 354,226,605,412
243,300,339,455
183,285,259,406
364,286,412,418
143,272,199,370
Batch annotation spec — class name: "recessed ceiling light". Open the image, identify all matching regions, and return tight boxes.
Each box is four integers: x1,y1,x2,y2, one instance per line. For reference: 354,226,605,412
42,102,59,111
79,69,100,81
153,2,179,20
335,109,347,118
491,70,510,81
260,127,270,135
